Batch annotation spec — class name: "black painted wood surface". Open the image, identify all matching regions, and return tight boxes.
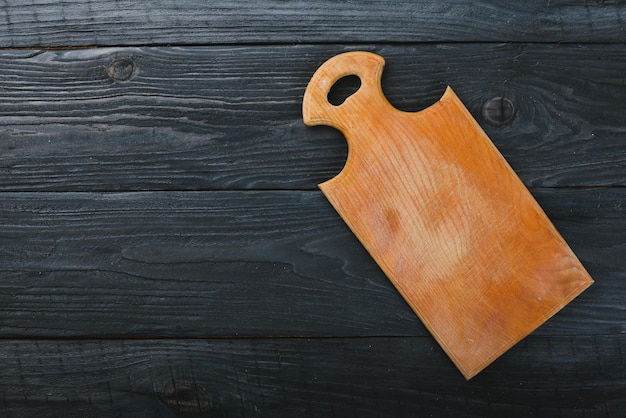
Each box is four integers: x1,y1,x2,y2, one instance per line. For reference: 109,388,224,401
0,44,624,191
0,1,624,417
0,189,623,339
1,336,624,417
0,1,625,46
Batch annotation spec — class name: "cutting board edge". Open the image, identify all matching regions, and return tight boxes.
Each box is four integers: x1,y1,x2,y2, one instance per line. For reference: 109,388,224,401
402,269,594,380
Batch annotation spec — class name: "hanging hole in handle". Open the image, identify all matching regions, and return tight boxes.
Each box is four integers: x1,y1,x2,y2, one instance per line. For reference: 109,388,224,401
327,75,361,106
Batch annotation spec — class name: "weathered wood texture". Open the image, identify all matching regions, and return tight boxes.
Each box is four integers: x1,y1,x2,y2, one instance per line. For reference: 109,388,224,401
0,0,624,414
0,0,625,47
0,336,624,417
0,189,622,338
0,44,624,191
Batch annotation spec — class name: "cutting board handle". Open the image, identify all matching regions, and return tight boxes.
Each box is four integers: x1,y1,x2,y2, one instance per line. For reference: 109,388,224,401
303,52,388,131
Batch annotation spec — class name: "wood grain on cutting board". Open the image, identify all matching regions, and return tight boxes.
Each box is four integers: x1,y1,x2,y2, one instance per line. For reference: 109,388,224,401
303,52,594,379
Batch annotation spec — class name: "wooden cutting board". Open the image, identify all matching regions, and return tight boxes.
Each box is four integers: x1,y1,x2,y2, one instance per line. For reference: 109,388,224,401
302,51,594,379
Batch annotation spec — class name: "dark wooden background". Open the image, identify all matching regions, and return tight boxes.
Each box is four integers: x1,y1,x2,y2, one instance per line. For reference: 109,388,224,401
0,1,624,417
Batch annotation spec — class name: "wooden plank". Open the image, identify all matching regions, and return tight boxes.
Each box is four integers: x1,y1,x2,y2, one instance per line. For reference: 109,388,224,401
0,335,623,417
0,44,624,191
0,188,622,338
0,1,624,47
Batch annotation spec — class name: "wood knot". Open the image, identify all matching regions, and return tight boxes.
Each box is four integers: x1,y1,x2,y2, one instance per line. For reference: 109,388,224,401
107,57,136,82
158,379,211,414
482,97,515,126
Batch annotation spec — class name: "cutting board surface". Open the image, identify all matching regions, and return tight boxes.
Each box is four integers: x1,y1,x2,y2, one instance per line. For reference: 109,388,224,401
302,51,593,379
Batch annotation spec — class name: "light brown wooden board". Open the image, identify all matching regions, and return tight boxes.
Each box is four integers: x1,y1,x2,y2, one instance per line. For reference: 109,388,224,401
302,52,594,379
